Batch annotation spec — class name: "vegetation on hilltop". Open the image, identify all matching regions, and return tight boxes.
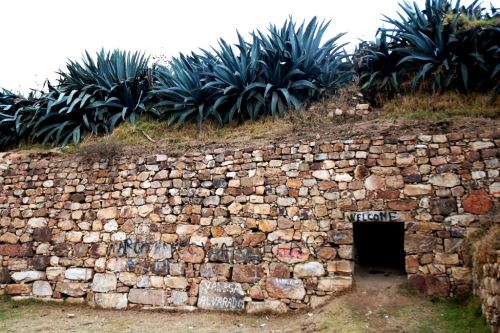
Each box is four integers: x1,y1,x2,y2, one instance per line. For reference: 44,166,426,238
0,0,498,151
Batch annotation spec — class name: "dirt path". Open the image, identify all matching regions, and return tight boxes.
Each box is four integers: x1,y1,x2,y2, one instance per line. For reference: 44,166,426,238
0,270,464,333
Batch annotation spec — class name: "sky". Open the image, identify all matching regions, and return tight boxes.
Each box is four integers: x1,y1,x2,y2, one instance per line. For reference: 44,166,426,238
0,0,495,93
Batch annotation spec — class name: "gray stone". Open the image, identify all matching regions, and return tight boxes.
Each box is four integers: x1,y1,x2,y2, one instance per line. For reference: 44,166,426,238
148,243,172,260
65,268,93,281
318,277,353,292
32,280,52,297
197,281,245,311
128,289,166,306
246,300,288,314
11,270,46,282
293,262,325,278
94,293,128,309
265,278,306,300
91,273,117,292
171,290,188,305
429,173,460,187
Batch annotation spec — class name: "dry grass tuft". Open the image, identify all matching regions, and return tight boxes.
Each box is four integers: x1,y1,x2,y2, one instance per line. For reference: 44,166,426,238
381,92,500,120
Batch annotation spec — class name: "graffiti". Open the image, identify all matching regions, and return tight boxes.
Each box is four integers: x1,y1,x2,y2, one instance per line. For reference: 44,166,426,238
208,243,262,264
197,280,245,311
347,211,400,222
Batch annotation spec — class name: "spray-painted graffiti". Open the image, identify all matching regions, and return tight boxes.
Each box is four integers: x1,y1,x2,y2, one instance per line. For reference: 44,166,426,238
197,280,245,311
347,211,400,222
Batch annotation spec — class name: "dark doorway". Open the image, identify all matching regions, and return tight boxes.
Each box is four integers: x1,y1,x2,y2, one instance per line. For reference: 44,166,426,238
353,222,405,272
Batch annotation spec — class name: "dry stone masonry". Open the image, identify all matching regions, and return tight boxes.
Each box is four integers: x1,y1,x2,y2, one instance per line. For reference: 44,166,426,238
0,130,498,313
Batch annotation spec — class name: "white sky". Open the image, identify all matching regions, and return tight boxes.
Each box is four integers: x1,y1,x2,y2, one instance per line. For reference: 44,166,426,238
1,0,495,93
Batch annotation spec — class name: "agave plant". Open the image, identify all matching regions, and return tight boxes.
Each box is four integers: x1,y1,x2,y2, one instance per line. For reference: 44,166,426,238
356,0,500,99
206,33,267,122
256,17,350,117
0,89,34,150
354,31,406,103
27,49,151,146
151,52,220,127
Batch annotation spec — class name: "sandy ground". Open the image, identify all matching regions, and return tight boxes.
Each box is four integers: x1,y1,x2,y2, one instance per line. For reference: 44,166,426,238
0,269,453,333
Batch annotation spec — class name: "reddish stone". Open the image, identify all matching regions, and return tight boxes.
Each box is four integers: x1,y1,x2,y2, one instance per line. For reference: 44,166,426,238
377,190,400,200
90,243,108,257
408,275,450,297
269,262,290,278
178,246,205,263
6,284,32,295
0,243,33,257
240,233,266,247
388,200,418,211
33,227,52,242
316,247,337,260
232,264,265,283
461,189,493,214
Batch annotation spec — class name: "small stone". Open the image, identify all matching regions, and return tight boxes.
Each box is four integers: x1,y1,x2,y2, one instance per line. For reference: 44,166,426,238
429,173,460,187
365,175,385,191
246,300,287,314
0,232,19,244
312,170,330,180
171,290,188,305
404,184,432,196
118,272,137,286
164,276,188,289
294,262,325,277
354,165,369,179
65,268,93,281
97,207,118,220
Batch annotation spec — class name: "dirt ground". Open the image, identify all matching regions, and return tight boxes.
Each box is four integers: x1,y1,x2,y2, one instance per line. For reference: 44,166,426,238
0,269,472,333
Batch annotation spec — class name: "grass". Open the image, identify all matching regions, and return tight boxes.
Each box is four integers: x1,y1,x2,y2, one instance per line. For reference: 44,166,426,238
416,297,490,333
382,92,500,120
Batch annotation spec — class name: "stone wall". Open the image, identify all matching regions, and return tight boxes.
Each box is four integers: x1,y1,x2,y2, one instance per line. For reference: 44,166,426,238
0,130,498,313
476,250,499,332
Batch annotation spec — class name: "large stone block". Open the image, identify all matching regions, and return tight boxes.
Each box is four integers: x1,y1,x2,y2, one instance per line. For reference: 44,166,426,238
429,173,460,187
317,277,353,292
65,268,93,281
32,280,53,297
408,274,450,297
91,273,117,292
128,289,166,306
272,244,310,264
232,264,265,283
94,293,128,309
404,234,436,254
293,262,325,278
197,281,245,311
265,278,306,300
246,300,288,314
11,270,46,283
55,282,89,297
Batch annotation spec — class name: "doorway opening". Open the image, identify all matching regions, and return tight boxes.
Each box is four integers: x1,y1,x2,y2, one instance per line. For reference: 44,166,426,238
353,222,406,276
